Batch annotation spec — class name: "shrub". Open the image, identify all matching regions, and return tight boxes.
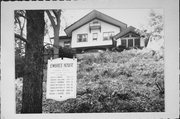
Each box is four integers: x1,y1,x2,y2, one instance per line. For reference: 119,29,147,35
15,78,23,113
16,48,164,113
59,47,75,58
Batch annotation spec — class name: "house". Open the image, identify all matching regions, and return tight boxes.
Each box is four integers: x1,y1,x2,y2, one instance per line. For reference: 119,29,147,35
58,10,145,53
114,26,144,49
58,36,71,48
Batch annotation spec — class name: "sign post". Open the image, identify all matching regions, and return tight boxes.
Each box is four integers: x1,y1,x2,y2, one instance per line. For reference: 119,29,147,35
46,58,77,101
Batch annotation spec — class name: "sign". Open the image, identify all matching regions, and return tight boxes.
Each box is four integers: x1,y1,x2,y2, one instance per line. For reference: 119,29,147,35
46,58,77,101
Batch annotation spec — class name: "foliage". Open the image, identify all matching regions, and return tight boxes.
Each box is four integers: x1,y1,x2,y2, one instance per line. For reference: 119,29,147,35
16,48,164,113
59,47,75,59
138,10,163,39
15,78,23,113
148,10,163,39
136,10,164,50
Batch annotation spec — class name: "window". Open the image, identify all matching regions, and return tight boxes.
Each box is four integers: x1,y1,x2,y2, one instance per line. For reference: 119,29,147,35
128,39,133,47
77,34,88,42
121,39,126,47
64,41,71,48
93,20,99,24
103,32,109,40
93,33,98,40
103,32,114,40
135,38,140,47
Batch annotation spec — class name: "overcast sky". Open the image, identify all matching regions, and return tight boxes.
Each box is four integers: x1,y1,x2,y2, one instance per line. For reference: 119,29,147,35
45,9,163,43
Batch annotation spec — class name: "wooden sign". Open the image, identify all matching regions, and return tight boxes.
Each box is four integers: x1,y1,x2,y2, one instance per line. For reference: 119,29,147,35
46,58,77,101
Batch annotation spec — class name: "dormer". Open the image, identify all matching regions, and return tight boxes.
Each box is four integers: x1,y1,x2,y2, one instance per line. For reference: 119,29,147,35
64,10,127,37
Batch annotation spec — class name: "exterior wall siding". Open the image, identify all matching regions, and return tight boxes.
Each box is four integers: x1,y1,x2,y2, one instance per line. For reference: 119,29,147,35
140,38,145,47
71,19,120,48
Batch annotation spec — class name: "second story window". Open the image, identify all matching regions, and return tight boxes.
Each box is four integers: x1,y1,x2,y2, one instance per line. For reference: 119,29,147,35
77,34,88,42
103,32,114,40
92,33,98,40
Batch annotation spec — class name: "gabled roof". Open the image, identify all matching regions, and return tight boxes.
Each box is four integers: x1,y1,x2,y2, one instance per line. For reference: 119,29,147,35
50,35,71,40
64,10,127,36
114,26,140,39
59,36,71,40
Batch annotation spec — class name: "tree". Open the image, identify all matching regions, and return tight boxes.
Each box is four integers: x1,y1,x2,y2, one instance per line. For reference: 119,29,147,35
21,10,45,113
14,10,27,56
137,10,164,50
45,10,62,58
14,11,27,79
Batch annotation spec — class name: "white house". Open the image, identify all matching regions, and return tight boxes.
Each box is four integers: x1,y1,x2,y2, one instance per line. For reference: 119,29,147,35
58,10,145,53
114,26,145,48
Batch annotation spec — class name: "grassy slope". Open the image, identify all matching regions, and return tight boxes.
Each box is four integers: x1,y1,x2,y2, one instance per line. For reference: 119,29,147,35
15,48,164,113
42,48,164,113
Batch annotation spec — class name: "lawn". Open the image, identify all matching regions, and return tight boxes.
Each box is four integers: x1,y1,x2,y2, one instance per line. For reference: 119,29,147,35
16,48,164,113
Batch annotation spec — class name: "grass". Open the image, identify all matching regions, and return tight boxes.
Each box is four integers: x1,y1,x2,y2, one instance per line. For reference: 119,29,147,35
16,48,164,113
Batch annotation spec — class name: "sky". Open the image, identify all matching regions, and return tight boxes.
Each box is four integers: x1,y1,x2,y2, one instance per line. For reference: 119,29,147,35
44,9,163,43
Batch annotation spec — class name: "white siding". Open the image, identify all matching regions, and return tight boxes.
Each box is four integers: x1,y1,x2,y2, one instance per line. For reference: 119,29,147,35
116,38,121,46
71,19,120,48
140,38,145,47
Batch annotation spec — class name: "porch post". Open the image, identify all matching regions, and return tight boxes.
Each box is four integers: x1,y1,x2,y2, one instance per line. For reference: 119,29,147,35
126,39,128,48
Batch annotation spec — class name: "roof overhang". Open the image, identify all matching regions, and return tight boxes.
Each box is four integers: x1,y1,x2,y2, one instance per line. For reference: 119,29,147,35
64,10,127,37
50,35,71,40
114,26,140,39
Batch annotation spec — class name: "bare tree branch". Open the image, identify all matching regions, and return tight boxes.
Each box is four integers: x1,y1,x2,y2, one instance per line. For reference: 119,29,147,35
52,10,58,20
15,33,28,43
16,18,23,36
45,10,56,28
15,11,27,19
22,18,26,32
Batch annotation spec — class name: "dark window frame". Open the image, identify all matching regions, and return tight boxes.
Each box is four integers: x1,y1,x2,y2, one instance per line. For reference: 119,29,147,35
92,33,98,41
128,39,133,47
103,31,114,41
77,34,88,42
121,39,126,47
135,38,140,47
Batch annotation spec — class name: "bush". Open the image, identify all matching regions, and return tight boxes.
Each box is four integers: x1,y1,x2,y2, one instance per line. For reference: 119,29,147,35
16,48,164,113
42,48,164,113
59,47,75,58
115,45,126,52
15,78,23,113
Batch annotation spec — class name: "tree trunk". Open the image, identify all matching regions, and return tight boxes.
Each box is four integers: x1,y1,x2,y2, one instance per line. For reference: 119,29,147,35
45,10,61,59
53,28,59,59
21,10,45,113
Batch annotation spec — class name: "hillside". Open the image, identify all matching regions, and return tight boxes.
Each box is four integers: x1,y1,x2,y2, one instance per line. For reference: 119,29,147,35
16,48,164,113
